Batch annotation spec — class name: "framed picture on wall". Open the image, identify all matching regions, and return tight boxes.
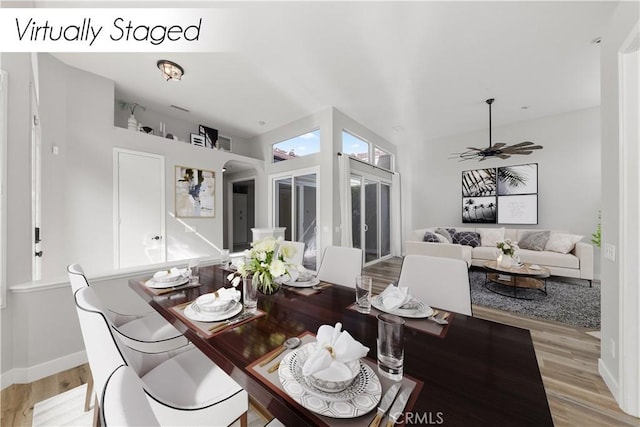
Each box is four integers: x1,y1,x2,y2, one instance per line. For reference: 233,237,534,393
199,125,219,149
462,168,496,197
175,166,215,218
497,194,538,224
497,163,538,195
462,196,497,223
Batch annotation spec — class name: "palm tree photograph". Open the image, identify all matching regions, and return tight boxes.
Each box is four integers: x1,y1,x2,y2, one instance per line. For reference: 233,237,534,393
462,168,496,197
462,196,497,223
497,163,537,195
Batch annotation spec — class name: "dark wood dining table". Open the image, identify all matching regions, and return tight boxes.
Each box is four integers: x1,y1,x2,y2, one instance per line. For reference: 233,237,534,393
130,265,553,426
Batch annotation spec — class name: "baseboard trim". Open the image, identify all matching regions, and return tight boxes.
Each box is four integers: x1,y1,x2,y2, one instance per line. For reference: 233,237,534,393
598,357,619,402
1,350,87,389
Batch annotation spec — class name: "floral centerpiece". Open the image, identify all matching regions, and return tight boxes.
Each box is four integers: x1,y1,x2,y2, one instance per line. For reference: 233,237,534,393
227,237,297,294
496,239,519,267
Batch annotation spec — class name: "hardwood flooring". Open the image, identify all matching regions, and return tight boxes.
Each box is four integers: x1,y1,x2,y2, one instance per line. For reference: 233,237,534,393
3,257,638,426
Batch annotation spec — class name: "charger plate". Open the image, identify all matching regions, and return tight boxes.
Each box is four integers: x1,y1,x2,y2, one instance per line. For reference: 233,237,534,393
183,302,243,322
145,277,189,289
372,295,434,318
279,350,381,418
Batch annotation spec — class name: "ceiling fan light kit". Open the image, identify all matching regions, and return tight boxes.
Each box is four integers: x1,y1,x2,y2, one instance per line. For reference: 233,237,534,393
157,60,184,81
455,98,543,161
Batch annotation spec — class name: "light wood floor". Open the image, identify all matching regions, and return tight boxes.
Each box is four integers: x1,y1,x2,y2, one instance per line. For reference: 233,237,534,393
3,258,639,426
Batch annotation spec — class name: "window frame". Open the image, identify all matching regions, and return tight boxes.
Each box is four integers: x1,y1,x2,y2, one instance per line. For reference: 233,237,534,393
271,129,321,163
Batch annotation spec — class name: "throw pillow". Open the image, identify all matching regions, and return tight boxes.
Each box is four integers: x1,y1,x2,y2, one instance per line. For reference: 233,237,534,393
452,231,481,248
478,227,505,247
423,231,441,243
436,233,449,243
545,232,583,254
519,230,551,251
435,228,453,243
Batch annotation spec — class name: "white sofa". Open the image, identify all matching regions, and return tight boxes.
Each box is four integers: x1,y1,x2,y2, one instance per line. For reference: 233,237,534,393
406,227,594,285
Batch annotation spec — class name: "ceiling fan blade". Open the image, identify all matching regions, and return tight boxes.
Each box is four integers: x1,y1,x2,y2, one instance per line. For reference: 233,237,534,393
508,141,535,148
466,147,483,151
525,145,543,150
497,154,511,159
492,142,506,149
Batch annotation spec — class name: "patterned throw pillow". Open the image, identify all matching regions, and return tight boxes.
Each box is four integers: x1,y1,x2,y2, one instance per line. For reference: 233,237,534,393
545,233,583,254
423,231,441,243
519,231,551,251
435,228,454,243
452,231,481,248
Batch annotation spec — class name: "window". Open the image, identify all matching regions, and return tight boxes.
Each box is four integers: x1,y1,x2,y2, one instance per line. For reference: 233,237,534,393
0,71,6,307
272,130,320,162
342,131,369,162
374,146,392,170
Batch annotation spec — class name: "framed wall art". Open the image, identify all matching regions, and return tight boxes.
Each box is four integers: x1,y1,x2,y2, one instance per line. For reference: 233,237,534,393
175,166,215,218
190,133,205,147
461,163,538,224
199,125,219,149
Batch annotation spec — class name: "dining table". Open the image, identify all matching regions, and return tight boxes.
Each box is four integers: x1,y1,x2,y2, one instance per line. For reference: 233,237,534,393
130,264,553,426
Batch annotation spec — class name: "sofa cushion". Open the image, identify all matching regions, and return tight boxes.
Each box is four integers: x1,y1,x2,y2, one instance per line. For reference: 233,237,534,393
545,232,583,254
472,246,499,261
435,228,453,243
452,231,481,248
517,249,579,269
478,227,505,247
519,230,551,251
423,231,441,243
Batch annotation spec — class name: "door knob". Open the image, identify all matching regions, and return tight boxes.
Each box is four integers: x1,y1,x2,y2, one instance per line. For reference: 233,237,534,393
152,236,163,241
35,251,43,257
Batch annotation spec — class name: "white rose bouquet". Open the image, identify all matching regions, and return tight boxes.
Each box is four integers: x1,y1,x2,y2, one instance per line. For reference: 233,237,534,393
227,237,297,294
496,239,518,257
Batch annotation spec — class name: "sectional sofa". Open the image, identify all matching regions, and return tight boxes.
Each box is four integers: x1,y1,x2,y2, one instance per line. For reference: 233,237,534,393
406,227,594,285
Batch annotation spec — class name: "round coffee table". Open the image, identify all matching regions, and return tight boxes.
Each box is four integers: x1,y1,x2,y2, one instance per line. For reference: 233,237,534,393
483,260,549,300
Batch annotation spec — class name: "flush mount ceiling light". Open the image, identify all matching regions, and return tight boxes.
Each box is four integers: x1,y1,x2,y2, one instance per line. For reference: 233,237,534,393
157,60,184,81
453,98,543,161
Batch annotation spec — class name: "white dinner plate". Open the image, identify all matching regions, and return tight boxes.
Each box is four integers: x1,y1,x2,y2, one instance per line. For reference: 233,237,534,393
279,349,381,417
145,277,189,289
371,295,434,318
183,302,243,322
282,278,320,288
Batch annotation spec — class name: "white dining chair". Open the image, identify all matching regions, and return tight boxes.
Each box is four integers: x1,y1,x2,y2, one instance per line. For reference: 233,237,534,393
73,285,248,427
397,254,472,316
68,264,190,354
101,365,160,427
279,240,305,266
316,246,363,288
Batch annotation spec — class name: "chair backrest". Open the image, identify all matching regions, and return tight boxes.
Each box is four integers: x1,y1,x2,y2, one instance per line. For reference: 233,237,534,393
398,254,472,316
101,365,160,427
279,241,305,266
68,263,90,293
72,286,128,406
316,246,363,288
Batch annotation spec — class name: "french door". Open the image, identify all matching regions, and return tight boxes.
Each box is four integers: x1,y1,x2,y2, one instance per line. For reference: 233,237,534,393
351,174,391,265
272,168,318,271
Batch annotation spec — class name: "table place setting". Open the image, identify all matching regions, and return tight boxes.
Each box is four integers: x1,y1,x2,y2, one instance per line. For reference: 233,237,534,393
248,324,421,426
349,283,452,338
143,266,203,295
169,288,265,337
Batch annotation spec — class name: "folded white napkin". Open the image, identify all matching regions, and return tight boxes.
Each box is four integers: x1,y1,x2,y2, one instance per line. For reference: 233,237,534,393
153,267,187,281
194,288,240,308
380,283,411,310
302,323,369,377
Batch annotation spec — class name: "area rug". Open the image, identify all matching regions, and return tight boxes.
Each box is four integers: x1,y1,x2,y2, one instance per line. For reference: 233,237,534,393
32,384,92,427
469,269,600,329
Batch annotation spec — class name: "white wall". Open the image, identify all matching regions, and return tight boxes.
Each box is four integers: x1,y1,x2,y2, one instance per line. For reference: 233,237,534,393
402,107,601,275
599,1,639,416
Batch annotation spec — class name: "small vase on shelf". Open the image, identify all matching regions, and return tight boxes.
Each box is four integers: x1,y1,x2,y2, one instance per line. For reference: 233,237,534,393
127,114,138,130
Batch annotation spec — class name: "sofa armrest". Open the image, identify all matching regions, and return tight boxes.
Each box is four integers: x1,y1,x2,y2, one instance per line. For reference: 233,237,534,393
405,241,471,267
573,241,594,280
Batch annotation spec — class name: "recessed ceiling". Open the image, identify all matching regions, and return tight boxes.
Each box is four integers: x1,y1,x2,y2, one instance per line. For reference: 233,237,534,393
50,1,616,146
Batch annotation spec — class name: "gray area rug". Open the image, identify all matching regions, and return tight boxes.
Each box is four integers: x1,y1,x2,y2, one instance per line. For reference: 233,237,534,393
469,269,600,329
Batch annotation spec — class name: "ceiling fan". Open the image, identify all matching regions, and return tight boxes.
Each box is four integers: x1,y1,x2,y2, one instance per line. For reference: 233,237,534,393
454,98,543,161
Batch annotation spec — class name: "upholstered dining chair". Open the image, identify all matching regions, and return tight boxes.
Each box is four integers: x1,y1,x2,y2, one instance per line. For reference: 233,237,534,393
101,365,160,427
73,285,248,427
397,254,472,316
67,264,189,354
279,240,306,266
316,246,363,288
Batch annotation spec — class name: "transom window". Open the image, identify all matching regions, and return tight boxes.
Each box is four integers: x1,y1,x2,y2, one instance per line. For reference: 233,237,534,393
342,131,369,162
272,130,321,163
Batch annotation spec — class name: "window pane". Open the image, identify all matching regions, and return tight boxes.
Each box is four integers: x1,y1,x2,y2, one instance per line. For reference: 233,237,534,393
380,184,391,257
364,180,378,263
294,174,317,271
274,177,292,240
342,131,369,162
351,177,362,249
374,147,392,170
272,130,320,162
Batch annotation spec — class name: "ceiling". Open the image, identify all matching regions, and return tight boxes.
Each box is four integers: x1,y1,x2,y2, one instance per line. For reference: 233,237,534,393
50,1,617,147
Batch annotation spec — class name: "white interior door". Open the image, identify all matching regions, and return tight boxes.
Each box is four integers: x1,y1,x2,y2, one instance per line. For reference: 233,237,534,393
115,149,165,268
